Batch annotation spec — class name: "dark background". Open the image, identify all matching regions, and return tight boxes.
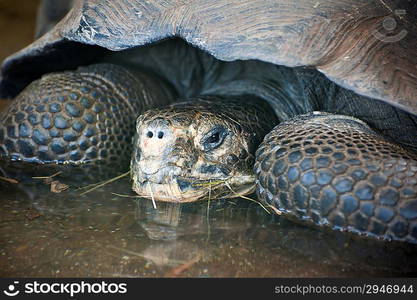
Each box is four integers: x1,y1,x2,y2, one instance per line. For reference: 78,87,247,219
0,0,40,110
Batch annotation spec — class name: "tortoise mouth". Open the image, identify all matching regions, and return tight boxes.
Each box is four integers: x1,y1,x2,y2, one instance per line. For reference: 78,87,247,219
132,174,256,202
132,180,206,203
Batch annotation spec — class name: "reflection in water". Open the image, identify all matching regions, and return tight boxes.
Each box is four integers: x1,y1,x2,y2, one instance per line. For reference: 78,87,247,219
110,240,203,268
0,165,417,277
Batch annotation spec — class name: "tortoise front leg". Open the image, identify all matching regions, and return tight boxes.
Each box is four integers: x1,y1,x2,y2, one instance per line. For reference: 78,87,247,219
255,112,417,243
0,63,175,166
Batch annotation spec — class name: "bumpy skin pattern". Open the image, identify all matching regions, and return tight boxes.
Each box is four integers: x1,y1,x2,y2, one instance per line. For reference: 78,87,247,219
255,112,417,243
131,95,279,202
0,63,175,165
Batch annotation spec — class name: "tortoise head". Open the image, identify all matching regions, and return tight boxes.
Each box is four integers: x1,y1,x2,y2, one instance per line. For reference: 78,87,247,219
131,96,278,202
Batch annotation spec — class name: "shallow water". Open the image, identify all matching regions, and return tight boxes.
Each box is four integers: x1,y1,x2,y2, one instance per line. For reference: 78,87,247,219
1,166,416,278
1,0,416,278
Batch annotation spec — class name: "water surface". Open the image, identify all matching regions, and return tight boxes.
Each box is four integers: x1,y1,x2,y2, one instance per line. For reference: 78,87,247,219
1,166,416,278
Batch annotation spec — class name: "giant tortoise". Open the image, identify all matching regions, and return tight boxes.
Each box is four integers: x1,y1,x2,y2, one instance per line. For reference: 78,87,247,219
0,0,416,244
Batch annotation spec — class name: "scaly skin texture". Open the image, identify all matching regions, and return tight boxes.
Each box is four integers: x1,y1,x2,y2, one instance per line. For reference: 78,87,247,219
131,98,417,243
0,63,175,166
1,62,417,243
131,95,279,202
255,112,417,243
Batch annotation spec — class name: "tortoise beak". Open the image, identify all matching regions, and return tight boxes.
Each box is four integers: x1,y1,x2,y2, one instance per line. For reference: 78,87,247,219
131,178,208,203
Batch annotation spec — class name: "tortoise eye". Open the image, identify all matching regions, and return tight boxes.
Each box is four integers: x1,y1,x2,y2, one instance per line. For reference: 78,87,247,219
202,126,228,151
206,132,220,144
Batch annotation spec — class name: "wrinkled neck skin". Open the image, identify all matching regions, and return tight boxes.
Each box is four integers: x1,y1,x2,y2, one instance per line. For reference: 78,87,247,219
108,39,417,202
103,39,417,153
130,96,278,202
106,40,296,202
102,39,311,122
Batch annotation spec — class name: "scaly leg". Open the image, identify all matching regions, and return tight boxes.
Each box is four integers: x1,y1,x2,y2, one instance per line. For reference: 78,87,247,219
255,112,417,243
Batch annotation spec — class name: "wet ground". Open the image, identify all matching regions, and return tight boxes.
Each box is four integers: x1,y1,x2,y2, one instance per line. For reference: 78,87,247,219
1,165,417,278
1,1,417,278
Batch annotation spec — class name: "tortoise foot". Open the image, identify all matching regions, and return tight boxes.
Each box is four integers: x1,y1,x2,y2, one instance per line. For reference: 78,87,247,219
255,112,417,243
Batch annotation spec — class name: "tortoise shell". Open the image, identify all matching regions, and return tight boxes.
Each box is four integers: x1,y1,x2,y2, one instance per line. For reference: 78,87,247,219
0,0,416,117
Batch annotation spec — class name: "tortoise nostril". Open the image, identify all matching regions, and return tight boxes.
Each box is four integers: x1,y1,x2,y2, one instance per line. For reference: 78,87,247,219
158,131,164,139
147,131,153,138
